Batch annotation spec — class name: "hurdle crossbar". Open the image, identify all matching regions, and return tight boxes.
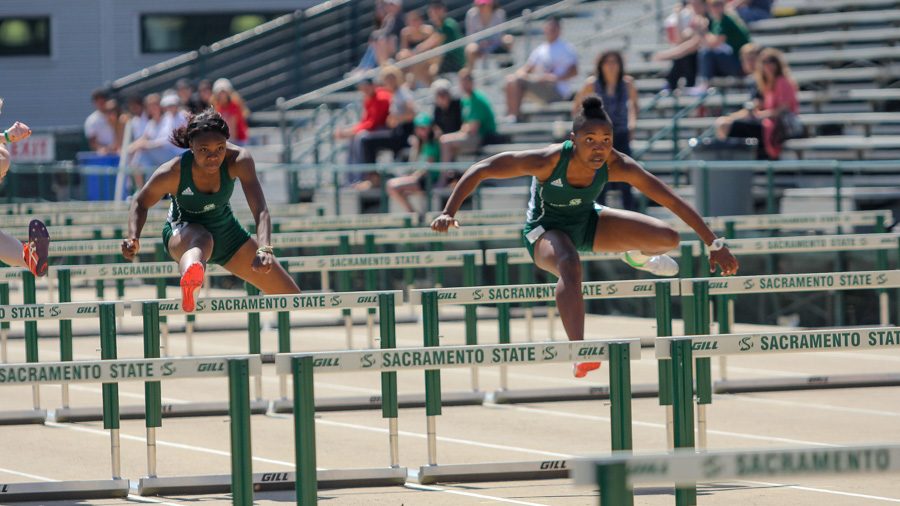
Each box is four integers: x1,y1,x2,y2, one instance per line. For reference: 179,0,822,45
573,444,900,505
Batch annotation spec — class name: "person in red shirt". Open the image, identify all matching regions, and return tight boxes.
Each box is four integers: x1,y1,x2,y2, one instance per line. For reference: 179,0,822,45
211,78,249,145
334,78,393,185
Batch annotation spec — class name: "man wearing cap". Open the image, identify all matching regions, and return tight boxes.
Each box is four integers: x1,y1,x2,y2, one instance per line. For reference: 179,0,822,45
431,79,463,138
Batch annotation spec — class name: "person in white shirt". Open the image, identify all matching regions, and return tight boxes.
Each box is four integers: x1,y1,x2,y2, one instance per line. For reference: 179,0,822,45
84,88,117,154
504,16,578,122
127,93,187,186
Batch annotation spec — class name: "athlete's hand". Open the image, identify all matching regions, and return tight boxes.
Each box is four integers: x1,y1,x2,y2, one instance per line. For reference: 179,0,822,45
252,251,275,274
430,213,459,233
121,238,140,262
4,121,32,143
710,248,739,276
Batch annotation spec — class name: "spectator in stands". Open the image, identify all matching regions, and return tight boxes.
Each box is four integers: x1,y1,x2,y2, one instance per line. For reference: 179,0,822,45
503,16,578,122
197,80,213,109
440,68,497,162
397,1,465,88
431,78,463,137
176,79,207,114
654,0,706,91
84,88,118,155
464,0,514,70
727,0,773,24
696,0,751,89
360,65,418,164
127,93,186,185
716,48,798,160
121,94,149,145
356,0,406,72
572,50,639,211
386,112,442,215
399,9,434,57
212,78,249,145
334,78,393,186
713,42,763,140
105,98,124,155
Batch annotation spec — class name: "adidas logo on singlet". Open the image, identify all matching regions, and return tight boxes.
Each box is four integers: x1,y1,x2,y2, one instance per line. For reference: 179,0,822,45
182,187,194,196
550,178,563,187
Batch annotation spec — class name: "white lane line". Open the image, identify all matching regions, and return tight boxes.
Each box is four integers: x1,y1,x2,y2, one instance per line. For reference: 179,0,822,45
43,421,295,468
126,495,187,506
66,385,190,404
742,479,900,503
405,482,551,506
488,404,838,448
289,416,572,458
721,395,900,418
0,466,57,481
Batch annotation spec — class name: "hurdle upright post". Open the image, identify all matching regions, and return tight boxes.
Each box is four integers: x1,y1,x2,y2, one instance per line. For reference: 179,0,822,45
278,262,292,361
93,229,105,299
715,222,736,380
608,342,633,461
58,268,73,408
463,254,479,391
228,358,253,506
670,338,697,506
655,281,675,449
422,291,442,466
876,216,890,325
100,303,121,479
379,293,401,467
597,462,629,506
365,235,377,348
690,281,712,451
519,263,535,342
292,355,317,505
143,302,162,478
154,244,170,356
496,252,511,391
0,282,8,363
338,235,353,349
245,283,265,400
23,271,40,410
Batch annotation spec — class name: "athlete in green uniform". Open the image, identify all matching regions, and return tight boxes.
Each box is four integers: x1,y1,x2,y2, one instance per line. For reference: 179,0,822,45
432,96,739,377
122,109,299,312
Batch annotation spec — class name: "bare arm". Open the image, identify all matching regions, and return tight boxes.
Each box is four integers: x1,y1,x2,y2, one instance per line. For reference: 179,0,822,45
432,146,558,231
608,151,739,274
123,159,179,260
0,122,33,182
625,76,639,136
232,147,276,273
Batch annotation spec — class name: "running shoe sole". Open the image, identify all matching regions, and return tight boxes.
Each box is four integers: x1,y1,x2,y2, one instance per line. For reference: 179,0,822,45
26,219,50,277
180,263,205,313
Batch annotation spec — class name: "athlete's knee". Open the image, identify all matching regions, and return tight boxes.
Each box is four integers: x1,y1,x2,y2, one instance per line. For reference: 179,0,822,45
187,228,214,252
555,252,582,281
655,226,680,251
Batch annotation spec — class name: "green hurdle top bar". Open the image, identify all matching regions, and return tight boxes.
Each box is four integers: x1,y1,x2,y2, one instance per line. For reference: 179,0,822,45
357,224,521,245
131,290,403,316
656,326,900,359
275,339,641,374
271,212,413,232
283,250,483,273
0,355,262,386
681,269,900,295
48,262,230,280
666,209,892,233
0,202,321,224
484,243,700,265
0,301,127,322
572,444,900,487
727,232,900,254
409,279,681,305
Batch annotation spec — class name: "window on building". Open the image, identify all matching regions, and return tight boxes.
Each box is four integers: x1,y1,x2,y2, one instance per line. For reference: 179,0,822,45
141,13,287,53
0,17,50,56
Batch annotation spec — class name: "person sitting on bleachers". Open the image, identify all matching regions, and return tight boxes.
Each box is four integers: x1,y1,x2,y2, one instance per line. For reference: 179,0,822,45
431,79,463,138
464,0,514,70
440,69,497,162
84,88,118,155
386,113,442,216
356,0,406,72
334,78,393,187
716,48,798,160
572,50,639,211
654,0,706,91
713,42,763,143
397,1,465,88
399,9,434,60
503,16,578,122
360,65,418,164
727,0,773,24
697,0,751,90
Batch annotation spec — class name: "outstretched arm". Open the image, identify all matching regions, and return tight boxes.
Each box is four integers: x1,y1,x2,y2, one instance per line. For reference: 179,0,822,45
123,160,179,261
233,147,274,273
609,151,739,275
432,146,557,231
0,122,33,182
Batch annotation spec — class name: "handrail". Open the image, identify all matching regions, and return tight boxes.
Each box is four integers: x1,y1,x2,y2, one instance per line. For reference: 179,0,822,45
277,0,585,111
633,88,717,160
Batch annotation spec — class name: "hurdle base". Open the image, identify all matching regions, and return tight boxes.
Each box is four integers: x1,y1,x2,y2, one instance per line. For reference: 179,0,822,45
490,383,658,404
138,467,408,495
0,478,129,501
272,390,485,413
715,373,900,394
418,460,570,484
53,400,268,422
0,408,46,425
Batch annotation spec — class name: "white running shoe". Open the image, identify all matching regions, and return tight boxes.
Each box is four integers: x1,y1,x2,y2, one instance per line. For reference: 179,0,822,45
622,251,679,277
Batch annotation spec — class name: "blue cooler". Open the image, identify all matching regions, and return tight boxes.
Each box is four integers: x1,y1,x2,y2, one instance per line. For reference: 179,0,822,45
76,152,119,201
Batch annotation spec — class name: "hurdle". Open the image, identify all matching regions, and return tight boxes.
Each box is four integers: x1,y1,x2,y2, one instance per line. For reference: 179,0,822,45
656,324,900,504
0,350,260,503
572,444,900,506
409,280,676,404
276,334,639,497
